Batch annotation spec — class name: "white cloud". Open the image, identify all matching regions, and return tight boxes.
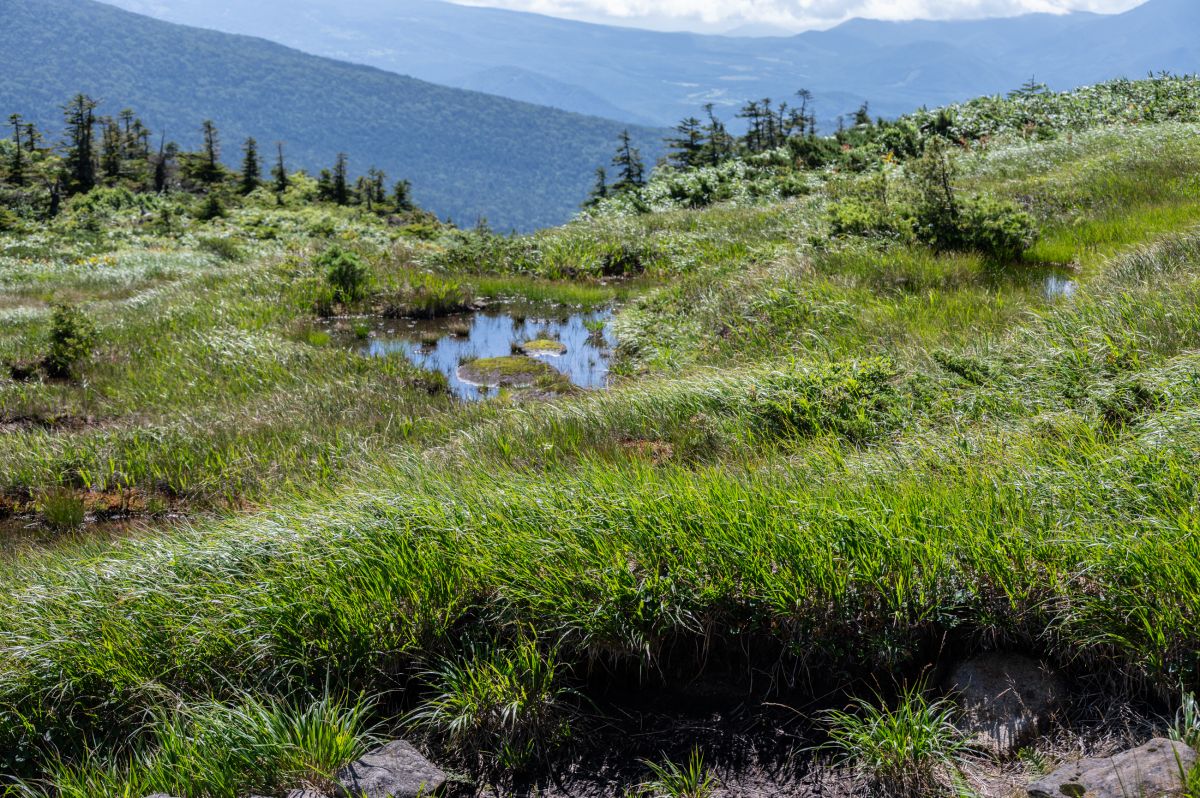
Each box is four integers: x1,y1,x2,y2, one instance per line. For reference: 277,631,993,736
449,0,1147,33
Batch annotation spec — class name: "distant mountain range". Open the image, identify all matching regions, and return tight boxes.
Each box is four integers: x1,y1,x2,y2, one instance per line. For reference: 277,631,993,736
0,0,665,231
100,0,1200,128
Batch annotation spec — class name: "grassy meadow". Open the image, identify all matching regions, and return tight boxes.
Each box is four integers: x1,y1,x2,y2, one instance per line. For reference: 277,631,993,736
3,79,1200,795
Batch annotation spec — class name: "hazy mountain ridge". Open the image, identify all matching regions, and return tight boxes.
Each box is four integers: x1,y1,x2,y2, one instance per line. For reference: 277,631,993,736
100,0,1200,129
0,0,666,230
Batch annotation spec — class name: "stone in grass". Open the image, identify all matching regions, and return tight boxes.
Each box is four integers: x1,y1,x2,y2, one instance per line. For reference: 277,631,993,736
335,740,447,798
458,355,557,387
946,652,1065,754
1027,738,1197,798
519,338,567,356
285,791,330,798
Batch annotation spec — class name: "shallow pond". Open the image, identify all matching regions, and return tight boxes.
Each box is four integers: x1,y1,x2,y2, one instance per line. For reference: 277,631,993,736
333,304,618,401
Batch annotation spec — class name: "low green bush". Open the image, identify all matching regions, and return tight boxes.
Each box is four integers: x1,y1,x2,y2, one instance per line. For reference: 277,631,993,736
319,246,372,305
45,302,98,379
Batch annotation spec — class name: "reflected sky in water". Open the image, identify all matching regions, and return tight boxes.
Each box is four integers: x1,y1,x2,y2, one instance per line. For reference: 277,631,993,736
340,306,616,401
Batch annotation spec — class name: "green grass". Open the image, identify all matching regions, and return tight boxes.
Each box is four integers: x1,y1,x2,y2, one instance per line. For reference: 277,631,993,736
4,95,1200,794
31,694,372,798
822,687,970,794
635,748,717,798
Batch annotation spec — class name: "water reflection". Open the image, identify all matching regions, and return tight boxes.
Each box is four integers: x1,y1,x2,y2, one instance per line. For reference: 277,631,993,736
1044,274,1077,300
340,305,617,401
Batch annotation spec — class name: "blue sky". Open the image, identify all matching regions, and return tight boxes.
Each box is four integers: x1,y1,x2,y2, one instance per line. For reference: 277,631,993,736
451,0,1145,33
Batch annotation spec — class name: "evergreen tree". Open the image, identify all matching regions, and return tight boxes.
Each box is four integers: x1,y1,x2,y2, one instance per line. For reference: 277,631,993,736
7,114,24,186
610,130,645,192
701,104,734,166
317,168,334,201
24,122,42,153
792,89,816,138
332,152,349,205
355,175,372,210
199,120,222,185
365,167,387,208
1010,76,1050,99
666,117,705,169
153,139,178,194
271,142,289,195
239,137,261,195
62,93,98,194
392,179,414,212
100,118,123,180
853,102,873,127
585,166,608,207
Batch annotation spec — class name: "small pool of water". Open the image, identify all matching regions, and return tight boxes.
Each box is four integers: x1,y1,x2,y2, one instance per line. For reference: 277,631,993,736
332,304,618,401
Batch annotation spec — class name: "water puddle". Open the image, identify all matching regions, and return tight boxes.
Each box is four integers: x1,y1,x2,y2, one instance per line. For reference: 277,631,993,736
329,304,617,401
1043,274,1078,300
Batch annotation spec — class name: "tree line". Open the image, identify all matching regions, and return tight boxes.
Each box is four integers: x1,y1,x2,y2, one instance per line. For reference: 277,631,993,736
1,93,421,221
589,90,912,205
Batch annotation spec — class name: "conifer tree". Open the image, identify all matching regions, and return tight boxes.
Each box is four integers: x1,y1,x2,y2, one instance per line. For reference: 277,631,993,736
62,93,98,194
393,179,414,212
271,142,289,195
585,166,608,207
199,120,222,185
152,137,174,194
100,118,123,180
853,102,873,127
239,137,261,195
7,114,24,186
332,153,349,205
611,130,645,192
701,104,734,165
667,117,705,169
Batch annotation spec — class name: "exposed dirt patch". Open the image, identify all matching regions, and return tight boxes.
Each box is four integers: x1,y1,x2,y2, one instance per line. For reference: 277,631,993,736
0,412,99,432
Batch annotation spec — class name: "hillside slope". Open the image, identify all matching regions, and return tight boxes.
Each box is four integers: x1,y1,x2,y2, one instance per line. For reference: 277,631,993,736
0,0,665,230
101,0,1200,128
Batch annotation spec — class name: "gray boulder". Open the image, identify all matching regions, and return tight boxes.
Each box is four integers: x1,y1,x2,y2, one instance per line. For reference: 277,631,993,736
1028,738,1197,798
335,740,446,798
285,792,329,798
947,652,1065,753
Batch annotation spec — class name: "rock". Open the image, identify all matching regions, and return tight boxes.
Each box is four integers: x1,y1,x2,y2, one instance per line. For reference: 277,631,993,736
285,792,328,798
947,652,1065,754
335,740,446,798
1028,738,1197,798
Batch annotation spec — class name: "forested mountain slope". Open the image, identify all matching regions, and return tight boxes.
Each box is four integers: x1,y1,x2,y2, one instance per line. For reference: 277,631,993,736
0,0,665,230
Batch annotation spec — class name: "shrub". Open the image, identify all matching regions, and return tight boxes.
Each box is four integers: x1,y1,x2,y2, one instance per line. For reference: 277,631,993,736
909,137,1037,260
827,197,902,239
822,687,969,794
45,302,98,379
197,236,245,262
319,246,372,305
0,207,22,232
196,194,226,221
956,195,1038,262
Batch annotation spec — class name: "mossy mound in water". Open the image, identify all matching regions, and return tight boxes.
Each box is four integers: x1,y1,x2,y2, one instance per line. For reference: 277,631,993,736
458,355,557,386
519,338,568,356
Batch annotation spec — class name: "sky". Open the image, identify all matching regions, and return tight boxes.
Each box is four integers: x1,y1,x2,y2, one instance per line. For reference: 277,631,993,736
450,0,1147,34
